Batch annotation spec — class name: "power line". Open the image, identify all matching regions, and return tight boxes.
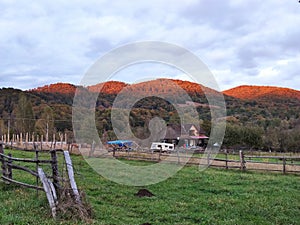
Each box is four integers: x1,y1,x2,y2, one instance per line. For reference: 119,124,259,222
0,117,83,123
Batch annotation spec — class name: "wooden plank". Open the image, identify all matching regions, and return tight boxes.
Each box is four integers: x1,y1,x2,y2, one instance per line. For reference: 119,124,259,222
48,180,58,202
63,151,81,203
9,163,38,177
38,168,57,218
5,147,64,153
0,154,52,163
245,155,300,160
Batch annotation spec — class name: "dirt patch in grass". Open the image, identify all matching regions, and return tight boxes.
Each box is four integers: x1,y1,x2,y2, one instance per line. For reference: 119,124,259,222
135,189,155,198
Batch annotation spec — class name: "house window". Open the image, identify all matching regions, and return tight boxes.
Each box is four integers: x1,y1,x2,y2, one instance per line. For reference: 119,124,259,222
189,130,196,136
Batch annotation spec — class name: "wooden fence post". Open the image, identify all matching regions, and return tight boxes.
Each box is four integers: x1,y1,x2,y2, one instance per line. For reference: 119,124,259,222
35,150,39,197
283,157,286,174
59,133,63,148
113,147,116,157
50,150,60,191
0,143,5,176
239,150,246,171
25,133,28,149
63,151,81,203
225,150,228,169
65,133,67,147
89,141,95,157
0,143,8,183
158,147,162,161
38,168,57,219
41,135,43,150
177,148,180,164
7,153,12,180
207,152,211,166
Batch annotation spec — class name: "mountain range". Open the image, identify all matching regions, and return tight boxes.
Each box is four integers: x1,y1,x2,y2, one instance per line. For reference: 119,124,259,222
0,79,299,151
30,80,300,101
223,85,300,101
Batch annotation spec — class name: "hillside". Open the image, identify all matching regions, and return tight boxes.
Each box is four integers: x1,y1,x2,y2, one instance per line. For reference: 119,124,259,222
88,81,128,94
223,85,300,101
0,79,300,151
30,81,300,103
31,83,77,95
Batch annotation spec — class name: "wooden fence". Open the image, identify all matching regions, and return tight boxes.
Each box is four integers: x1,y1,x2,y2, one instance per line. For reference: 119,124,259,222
0,143,80,218
1,132,72,151
85,147,300,174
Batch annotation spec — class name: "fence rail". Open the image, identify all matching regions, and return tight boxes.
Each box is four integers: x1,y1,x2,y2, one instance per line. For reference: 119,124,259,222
85,147,300,174
0,142,81,218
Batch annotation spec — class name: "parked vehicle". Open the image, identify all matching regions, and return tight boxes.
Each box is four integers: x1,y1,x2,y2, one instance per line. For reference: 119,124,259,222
150,142,175,152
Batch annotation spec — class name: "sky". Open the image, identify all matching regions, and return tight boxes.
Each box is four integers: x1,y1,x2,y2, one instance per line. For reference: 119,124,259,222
0,0,300,91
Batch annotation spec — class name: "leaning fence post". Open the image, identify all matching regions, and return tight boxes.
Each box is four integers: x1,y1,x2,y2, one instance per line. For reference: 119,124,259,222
38,168,57,219
239,150,246,171
63,151,81,203
50,150,60,191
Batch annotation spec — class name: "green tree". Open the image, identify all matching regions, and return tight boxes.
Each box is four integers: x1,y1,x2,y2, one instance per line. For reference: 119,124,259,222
241,126,263,150
35,105,55,141
223,124,242,148
0,119,5,137
15,94,35,134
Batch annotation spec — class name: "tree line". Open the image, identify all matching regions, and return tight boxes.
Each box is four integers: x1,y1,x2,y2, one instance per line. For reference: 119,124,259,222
0,87,299,152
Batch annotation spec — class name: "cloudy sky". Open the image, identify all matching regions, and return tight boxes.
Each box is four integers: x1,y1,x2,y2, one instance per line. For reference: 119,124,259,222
1,0,299,91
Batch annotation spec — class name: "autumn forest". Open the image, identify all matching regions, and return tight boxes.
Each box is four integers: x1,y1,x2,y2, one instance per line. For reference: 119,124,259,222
0,79,299,152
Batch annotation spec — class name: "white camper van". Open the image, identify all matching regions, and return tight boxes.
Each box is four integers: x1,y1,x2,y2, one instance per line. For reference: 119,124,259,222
150,142,175,152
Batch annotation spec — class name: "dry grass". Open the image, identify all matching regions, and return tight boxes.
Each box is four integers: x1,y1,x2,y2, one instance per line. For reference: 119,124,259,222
56,185,93,222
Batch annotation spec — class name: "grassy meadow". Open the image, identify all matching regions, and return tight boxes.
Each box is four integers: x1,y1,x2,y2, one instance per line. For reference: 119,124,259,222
0,149,299,225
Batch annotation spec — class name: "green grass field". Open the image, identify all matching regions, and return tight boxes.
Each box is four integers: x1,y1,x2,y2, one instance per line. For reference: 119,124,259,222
0,150,299,225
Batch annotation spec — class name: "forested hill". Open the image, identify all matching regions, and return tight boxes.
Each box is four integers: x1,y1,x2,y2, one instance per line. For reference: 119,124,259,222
223,85,300,101
0,79,299,151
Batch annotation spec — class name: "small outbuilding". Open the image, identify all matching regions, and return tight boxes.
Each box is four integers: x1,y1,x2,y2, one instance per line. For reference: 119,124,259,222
161,124,208,148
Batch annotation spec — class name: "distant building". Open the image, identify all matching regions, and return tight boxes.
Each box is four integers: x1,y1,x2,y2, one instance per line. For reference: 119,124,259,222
161,124,208,148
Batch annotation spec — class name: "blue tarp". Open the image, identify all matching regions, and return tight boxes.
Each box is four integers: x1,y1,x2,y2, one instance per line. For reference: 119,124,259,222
107,140,133,147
